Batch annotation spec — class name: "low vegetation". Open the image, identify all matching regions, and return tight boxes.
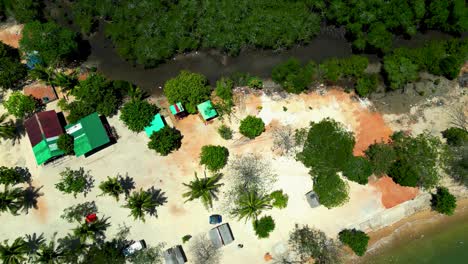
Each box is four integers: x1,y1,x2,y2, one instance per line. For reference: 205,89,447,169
217,125,233,140
253,215,275,239
431,187,457,216
271,58,316,94
239,116,265,139
147,126,183,156
269,190,289,209
338,229,370,256
199,145,229,172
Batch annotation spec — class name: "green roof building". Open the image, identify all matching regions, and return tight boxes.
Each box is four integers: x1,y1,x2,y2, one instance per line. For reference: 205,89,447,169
65,113,111,157
32,138,64,165
144,114,166,137
197,100,217,121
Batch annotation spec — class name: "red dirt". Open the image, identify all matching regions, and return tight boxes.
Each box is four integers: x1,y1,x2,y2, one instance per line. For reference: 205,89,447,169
0,25,22,48
34,196,49,224
370,176,419,208
23,84,58,103
353,110,393,156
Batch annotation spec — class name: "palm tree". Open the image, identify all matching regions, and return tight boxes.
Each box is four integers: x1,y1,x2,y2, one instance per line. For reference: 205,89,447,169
35,233,64,264
72,217,110,243
232,190,272,222
0,114,16,140
0,186,24,216
124,189,158,222
183,172,223,209
98,176,124,201
0,237,28,264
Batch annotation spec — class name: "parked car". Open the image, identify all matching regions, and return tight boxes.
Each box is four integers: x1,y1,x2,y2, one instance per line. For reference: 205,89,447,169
209,223,234,249
123,240,147,257
305,190,320,208
164,245,187,264
209,214,222,224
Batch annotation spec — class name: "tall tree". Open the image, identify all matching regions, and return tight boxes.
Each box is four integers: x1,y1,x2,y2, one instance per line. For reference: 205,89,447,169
0,237,28,264
0,186,24,216
231,190,272,222
2,92,38,119
35,234,64,264
183,172,223,210
0,114,16,140
72,217,110,243
98,176,124,201
124,189,159,222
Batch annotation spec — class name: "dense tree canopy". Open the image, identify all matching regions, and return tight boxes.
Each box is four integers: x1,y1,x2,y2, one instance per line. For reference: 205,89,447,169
19,21,78,66
164,71,211,114
342,156,373,185
271,58,316,94
338,229,370,256
0,42,27,90
1,0,42,23
147,126,183,156
253,215,275,239
313,171,349,208
120,100,159,132
442,127,468,147
431,187,457,215
365,142,396,176
199,145,229,172
57,134,74,155
2,92,37,119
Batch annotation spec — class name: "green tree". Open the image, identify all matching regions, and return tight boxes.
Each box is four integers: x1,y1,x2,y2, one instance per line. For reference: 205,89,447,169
200,145,229,171
0,166,29,186
127,243,165,264
120,100,159,132
147,126,183,156
439,56,460,80
232,190,272,222
365,142,396,176
19,21,78,66
367,23,393,52
383,55,419,90
442,127,468,147
60,201,98,223
269,190,288,209
0,186,24,215
253,215,275,239
217,124,233,140
388,160,419,187
445,145,468,187
35,234,64,264
3,0,41,23
0,42,27,89
55,167,94,198
72,217,110,243
313,172,349,208
124,189,159,222
57,134,74,155
0,114,16,140
215,77,233,103
247,77,263,89
164,71,211,114
320,58,341,82
239,116,265,139
0,237,28,264
431,187,457,215
355,74,378,97
182,172,223,210
338,229,369,256
98,176,124,201
2,92,37,119
271,58,316,93
342,156,373,185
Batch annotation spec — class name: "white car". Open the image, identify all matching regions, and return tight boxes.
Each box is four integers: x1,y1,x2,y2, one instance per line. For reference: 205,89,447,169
123,240,147,257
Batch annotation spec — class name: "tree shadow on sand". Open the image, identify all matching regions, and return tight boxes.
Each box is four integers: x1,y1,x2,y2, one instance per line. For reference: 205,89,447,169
118,173,135,199
22,185,44,214
146,187,168,218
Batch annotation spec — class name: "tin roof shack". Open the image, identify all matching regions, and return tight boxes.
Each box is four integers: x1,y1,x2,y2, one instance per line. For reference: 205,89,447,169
306,191,320,208
65,113,110,157
144,114,166,137
169,102,187,120
24,110,65,165
209,223,234,249
197,100,217,124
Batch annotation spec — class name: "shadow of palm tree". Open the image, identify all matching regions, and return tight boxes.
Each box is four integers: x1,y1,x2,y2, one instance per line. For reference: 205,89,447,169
11,119,26,146
146,187,168,217
24,232,45,256
15,166,32,185
22,185,44,214
118,173,135,199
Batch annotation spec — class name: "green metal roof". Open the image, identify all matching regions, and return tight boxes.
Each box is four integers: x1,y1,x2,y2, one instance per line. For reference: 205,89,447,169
144,114,165,137
169,102,184,115
32,137,64,165
65,113,110,157
197,100,217,121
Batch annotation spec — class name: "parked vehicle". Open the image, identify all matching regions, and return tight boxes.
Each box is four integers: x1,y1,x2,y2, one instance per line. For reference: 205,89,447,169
164,245,187,264
209,214,222,224
123,240,147,257
209,223,234,249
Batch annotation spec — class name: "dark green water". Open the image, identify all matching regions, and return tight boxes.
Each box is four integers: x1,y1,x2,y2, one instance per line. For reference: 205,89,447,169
368,215,468,264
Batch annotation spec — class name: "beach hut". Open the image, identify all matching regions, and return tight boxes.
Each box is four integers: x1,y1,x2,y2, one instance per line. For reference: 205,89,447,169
197,100,217,124
169,102,187,120
65,112,111,157
24,110,65,165
209,223,234,249
144,114,166,137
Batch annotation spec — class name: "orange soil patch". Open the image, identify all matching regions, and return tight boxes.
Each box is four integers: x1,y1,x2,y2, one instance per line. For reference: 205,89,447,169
370,176,419,209
169,203,187,216
353,111,392,156
23,83,58,103
0,25,23,48
34,196,48,224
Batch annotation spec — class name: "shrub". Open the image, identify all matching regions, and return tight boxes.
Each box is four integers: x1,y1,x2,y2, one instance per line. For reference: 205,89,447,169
442,127,468,147
272,58,315,93
338,229,370,256
313,171,349,208
217,125,233,140
269,190,289,209
342,156,373,185
215,78,233,102
431,187,457,215
355,74,378,97
439,56,460,80
3,92,37,119
182,235,192,243
364,142,396,176
253,215,275,239
55,167,94,198
248,77,263,89
57,134,75,155
200,145,229,171
120,100,159,132
239,116,265,139
148,126,183,156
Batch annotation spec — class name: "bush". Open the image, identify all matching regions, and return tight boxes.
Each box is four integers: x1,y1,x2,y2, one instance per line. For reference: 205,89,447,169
182,235,192,243
355,74,378,97
164,71,211,114
55,167,94,198
388,160,419,187
239,116,265,139
248,77,263,89
120,100,159,132
2,92,37,119
217,125,233,140
272,58,316,94
215,78,233,102
253,215,276,239
342,156,373,185
431,187,457,215
439,56,460,80
57,134,74,155
200,145,229,171
383,55,419,90
313,171,349,208
148,126,183,156
365,142,396,176
442,127,468,147
269,190,289,209
338,229,370,256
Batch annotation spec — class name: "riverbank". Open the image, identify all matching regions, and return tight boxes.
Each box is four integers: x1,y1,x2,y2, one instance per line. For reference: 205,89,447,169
348,198,468,263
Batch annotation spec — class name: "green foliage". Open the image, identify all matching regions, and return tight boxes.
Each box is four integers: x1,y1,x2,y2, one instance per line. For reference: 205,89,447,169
215,78,233,103
0,114,16,140
127,243,165,264
365,142,396,176
232,190,272,222
0,186,25,215
0,237,28,264
200,145,229,171
148,126,183,156
446,145,468,187
269,190,288,209
2,91,37,119
431,187,457,215
319,56,368,88
55,167,94,198
120,100,159,132
60,201,98,223
164,71,211,114
182,235,192,244
72,217,110,243
0,42,27,89
388,160,419,187
63,101,94,124
183,172,223,210
217,124,233,140
253,215,275,239
338,229,369,256
297,118,355,176
367,22,393,52
313,172,349,208
3,0,41,23
98,176,124,201
247,77,263,89
342,156,372,185
57,134,74,155
70,0,114,34
355,74,378,97
383,55,419,90
239,115,265,139
0,166,28,186
19,21,78,66
442,127,468,146
439,56,461,80
272,58,316,93
124,189,161,222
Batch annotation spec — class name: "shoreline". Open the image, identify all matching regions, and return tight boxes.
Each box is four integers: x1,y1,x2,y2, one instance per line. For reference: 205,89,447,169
347,198,468,263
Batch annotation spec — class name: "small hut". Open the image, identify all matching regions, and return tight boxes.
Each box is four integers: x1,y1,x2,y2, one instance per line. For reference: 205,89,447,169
197,100,217,124
305,191,320,208
144,114,166,137
169,102,187,120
